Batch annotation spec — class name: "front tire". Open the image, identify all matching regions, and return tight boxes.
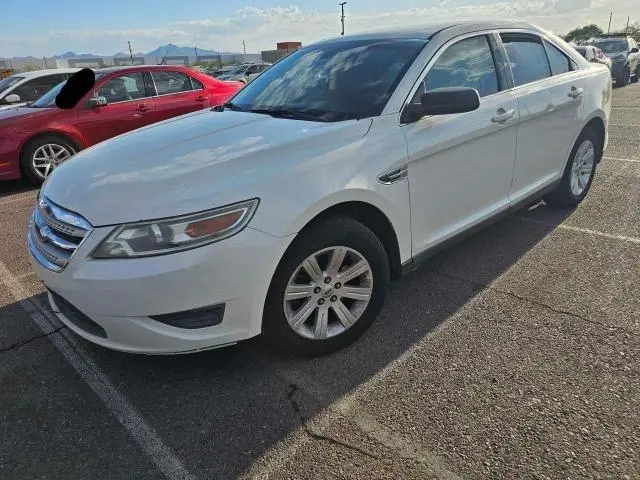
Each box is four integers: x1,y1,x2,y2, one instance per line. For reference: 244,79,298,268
262,216,390,356
631,65,640,83
544,127,600,209
20,135,77,184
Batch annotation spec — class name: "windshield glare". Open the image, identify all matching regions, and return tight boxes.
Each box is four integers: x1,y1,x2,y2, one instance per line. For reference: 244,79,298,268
31,71,103,108
0,75,24,92
229,39,426,121
31,81,66,107
592,40,627,53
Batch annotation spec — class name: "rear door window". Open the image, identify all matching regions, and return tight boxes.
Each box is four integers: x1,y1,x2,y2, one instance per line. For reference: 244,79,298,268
151,71,195,95
500,33,552,86
544,40,574,75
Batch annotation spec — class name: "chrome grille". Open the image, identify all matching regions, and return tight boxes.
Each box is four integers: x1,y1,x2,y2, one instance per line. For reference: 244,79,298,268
28,196,92,272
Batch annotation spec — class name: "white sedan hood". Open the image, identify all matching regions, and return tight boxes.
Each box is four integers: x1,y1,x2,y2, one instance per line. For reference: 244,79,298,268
43,109,371,226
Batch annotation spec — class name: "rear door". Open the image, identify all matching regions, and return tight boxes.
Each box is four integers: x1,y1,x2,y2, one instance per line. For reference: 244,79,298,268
402,33,518,254
147,69,210,123
75,71,156,145
500,32,585,204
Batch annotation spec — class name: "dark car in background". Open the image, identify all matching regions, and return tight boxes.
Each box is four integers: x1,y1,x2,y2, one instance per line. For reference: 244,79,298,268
588,36,640,86
0,65,242,183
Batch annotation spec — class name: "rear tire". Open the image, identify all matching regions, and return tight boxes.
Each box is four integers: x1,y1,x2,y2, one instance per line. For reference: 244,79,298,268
20,134,77,185
617,67,631,86
262,216,390,357
544,127,600,209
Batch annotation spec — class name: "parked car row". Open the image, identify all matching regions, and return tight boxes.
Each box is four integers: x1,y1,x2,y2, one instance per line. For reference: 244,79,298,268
572,35,640,86
26,21,611,357
215,62,272,83
0,65,242,183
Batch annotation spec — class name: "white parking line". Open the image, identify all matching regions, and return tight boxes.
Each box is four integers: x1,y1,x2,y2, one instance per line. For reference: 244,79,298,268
608,123,640,127
0,194,37,207
0,261,196,480
603,156,640,164
514,216,640,244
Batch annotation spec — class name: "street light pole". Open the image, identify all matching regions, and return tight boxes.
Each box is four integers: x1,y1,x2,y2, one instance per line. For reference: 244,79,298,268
339,2,347,36
127,41,134,64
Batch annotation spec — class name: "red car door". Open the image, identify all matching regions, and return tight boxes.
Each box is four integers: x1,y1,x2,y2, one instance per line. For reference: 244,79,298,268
74,71,156,145
147,69,210,124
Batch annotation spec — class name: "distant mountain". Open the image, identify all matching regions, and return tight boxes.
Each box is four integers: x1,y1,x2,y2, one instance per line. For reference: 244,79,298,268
54,51,96,59
7,44,242,61
145,43,218,58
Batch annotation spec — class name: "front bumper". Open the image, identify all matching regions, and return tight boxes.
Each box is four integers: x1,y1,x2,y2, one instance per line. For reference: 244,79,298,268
30,224,292,354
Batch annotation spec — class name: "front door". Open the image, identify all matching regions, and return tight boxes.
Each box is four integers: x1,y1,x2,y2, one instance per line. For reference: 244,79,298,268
402,34,518,255
75,71,156,145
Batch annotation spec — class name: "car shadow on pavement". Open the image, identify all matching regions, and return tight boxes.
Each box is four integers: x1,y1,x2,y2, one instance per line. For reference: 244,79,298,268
4,202,573,479
0,180,36,199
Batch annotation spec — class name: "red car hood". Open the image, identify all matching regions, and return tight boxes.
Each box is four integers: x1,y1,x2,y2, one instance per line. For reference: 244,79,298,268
0,106,55,124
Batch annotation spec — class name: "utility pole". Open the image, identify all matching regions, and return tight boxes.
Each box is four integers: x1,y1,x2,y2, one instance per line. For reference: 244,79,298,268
43,56,48,68
626,16,630,34
127,41,134,64
242,40,246,61
608,12,613,34
339,2,347,36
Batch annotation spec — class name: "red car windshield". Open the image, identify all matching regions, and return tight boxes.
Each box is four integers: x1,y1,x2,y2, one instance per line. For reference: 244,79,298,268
31,72,106,108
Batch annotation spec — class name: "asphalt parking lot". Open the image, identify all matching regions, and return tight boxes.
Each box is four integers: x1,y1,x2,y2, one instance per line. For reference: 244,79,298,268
1,84,639,480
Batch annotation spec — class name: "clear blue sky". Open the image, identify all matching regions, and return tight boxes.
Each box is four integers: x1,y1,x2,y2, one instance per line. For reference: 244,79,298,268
2,0,636,57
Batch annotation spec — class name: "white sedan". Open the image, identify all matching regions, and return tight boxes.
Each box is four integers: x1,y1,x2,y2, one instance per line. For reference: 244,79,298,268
0,68,79,110
29,21,611,356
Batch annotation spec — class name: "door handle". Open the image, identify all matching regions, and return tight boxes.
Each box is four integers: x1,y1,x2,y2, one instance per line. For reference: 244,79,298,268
491,108,516,124
136,104,150,112
195,95,207,102
568,87,584,99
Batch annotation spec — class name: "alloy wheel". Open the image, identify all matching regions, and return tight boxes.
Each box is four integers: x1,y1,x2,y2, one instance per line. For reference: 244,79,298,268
570,139,595,196
283,246,373,340
32,143,74,179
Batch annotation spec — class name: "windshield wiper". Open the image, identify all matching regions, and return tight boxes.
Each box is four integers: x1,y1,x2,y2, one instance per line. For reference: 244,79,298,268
213,102,245,112
248,107,359,122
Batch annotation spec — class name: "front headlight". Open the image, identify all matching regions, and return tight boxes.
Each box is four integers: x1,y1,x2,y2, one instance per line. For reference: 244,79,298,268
92,199,259,259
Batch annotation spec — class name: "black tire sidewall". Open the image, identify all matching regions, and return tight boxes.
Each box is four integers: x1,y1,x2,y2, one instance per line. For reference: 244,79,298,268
262,217,390,356
546,127,599,208
21,135,76,184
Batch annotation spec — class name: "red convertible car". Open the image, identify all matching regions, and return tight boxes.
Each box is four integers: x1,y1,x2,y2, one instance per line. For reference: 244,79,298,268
0,65,242,183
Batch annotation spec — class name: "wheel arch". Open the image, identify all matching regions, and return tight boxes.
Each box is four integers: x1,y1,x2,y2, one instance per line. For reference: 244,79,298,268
289,200,404,281
583,115,606,162
20,130,84,158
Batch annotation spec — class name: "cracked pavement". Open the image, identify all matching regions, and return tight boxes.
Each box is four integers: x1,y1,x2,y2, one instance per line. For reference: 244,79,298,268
1,83,640,479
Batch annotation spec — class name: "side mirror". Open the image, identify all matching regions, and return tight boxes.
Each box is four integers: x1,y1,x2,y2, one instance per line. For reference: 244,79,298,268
87,96,107,108
401,87,480,123
631,47,639,54
4,93,21,104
